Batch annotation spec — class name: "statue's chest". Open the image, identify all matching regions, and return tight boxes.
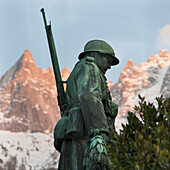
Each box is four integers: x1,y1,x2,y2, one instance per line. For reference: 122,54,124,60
99,75,111,100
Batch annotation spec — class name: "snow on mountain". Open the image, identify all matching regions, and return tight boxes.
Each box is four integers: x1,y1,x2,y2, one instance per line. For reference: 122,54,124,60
0,49,64,133
0,48,169,169
112,49,170,130
160,66,170,98
0,50,71,170
0,50,63,169
130,65,169,107
0,130,59,170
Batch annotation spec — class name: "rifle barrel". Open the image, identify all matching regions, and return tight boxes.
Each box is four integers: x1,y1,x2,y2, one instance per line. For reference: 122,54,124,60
40,8,48,28
40,8,67,115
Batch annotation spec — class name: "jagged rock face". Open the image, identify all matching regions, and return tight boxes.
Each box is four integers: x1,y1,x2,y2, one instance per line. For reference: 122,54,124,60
111,49,170,117
0,49,169,132
0,49,70,133
160,66,170,98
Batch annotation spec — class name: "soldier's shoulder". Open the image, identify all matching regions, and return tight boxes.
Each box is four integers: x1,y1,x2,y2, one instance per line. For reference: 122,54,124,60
76,57,96,70
84,57,101,75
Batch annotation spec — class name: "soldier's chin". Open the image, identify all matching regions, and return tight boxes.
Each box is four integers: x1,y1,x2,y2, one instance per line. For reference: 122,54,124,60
100,67,107,74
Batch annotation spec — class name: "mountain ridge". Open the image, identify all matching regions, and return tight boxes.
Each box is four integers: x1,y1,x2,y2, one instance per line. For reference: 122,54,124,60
0,49,170,132
0,49,64,133
111,49,170,120
0,49,169,169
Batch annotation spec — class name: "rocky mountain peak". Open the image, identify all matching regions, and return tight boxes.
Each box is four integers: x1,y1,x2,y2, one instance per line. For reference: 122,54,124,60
107,81,115,90
124,59,136,71
0,49,169,169
22,49,34,61
20,49,35,68
160,49,169,57
61,67,71,91
0,50,61,133
111,49,170,119
0,49,170,133
0,49,39,88
61,67,71,81
143,49,170,68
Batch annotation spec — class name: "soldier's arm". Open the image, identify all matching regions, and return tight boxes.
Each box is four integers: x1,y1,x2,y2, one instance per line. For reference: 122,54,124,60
76,61,110,169
77,62,109,136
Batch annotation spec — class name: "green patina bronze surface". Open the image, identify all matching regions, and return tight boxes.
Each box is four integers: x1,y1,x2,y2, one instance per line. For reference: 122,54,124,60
41,8,68,115
54,40,119,170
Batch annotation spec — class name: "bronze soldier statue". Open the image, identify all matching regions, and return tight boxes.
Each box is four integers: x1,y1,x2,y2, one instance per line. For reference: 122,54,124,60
54,40,119,170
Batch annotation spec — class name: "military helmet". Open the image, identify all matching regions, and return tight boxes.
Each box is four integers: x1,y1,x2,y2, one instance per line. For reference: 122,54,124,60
78,40,119,65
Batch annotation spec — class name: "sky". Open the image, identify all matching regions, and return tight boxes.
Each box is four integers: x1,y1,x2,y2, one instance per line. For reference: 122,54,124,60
0,0,170,82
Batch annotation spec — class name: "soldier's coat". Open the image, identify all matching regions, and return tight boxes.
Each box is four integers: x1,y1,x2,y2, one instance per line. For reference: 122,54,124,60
57,56,117,170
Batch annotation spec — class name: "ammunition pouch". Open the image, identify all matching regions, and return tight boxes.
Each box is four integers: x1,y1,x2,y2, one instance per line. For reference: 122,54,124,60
54,116,68,152
54,106,84,151
102,99,118,118
67,106,84,139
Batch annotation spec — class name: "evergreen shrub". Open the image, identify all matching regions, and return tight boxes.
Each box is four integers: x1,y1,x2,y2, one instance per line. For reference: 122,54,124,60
107,95,170,170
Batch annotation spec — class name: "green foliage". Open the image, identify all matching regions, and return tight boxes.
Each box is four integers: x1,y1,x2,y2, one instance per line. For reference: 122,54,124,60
107,95,170,170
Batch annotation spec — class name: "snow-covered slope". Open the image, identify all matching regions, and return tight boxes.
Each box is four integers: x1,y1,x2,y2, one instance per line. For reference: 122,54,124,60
0,50,70,169
0,49,70,133
0,49,169,169
0,130,59,170
130,65,169,107
112,49,170,130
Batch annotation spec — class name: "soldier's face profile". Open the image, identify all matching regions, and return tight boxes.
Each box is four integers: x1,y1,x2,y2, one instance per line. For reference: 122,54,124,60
96,54,112,74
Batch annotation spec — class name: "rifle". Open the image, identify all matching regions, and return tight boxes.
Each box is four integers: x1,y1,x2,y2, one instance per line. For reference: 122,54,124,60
40,8,68,117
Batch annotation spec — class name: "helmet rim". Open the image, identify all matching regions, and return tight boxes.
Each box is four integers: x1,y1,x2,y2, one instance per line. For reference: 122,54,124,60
78,51,119,66
78,40,119,66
